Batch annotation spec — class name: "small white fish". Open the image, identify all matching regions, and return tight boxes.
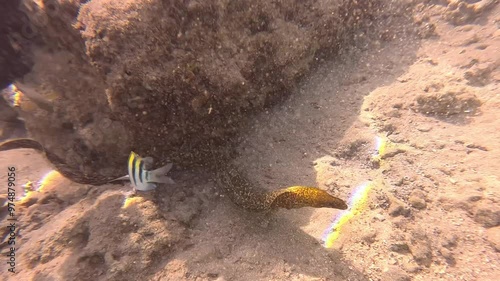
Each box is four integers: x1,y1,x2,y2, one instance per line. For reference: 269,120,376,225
127,151,175,191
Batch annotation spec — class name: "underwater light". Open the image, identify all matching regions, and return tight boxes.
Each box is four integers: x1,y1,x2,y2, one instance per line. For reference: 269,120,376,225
15,170,58,203
322,182,373,248
6,84,23,107
37,170,61,192
373,135,387,159
322,135,386,247
122,196,144,209
16,181,35,202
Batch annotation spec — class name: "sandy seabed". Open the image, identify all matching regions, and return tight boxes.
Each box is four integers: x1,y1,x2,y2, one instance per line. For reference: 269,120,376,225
1,1,499,281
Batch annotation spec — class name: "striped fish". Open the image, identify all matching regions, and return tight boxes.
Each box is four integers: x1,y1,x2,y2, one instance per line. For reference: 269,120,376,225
127,151,175,191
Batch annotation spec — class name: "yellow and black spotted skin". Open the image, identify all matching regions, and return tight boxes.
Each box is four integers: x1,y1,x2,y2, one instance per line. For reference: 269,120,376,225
0,138,348,211
215,161,347,211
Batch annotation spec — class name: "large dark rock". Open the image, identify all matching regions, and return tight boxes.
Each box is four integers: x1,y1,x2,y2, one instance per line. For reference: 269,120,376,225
0,0,31,141
0,0,33,89
6,0,402,176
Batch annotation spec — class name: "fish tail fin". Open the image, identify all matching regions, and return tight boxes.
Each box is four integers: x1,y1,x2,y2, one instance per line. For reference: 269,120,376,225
148,163,175,184
151,162,173,175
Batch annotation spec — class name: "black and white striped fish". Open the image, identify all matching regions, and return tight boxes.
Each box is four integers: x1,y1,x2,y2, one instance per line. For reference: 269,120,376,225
127,151,175,191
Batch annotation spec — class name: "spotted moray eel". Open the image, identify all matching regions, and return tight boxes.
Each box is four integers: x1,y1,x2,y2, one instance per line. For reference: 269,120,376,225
0,138,347,211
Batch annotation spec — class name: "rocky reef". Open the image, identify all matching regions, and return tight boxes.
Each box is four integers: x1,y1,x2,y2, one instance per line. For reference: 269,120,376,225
2,0,398,176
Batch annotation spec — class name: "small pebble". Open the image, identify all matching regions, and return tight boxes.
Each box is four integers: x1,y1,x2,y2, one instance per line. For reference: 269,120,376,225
389,205,411,217
374,213,386,221
417,126,432,132
389,242,411,254
409,195,427,210
474,205,500,228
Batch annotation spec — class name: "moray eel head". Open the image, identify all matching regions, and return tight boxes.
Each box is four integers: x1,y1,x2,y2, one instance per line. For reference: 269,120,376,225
270,186,348,210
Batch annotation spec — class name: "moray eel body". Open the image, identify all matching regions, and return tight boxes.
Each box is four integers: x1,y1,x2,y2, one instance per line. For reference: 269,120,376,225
1,138,348,211
215,162,347,211
0,138,118,185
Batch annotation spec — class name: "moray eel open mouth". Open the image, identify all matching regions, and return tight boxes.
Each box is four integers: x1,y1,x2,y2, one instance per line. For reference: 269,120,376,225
0,138,348,211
